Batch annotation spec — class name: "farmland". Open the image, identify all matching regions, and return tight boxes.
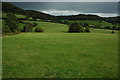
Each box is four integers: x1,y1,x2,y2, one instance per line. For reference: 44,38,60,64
2,21,118,78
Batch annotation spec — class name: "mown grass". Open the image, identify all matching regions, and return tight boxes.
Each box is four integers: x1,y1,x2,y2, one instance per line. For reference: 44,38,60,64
2,21,118,78
24,21,68,33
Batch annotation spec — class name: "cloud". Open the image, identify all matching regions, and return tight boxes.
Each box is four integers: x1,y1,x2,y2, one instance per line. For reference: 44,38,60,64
40,9,118,17
1,0,119,2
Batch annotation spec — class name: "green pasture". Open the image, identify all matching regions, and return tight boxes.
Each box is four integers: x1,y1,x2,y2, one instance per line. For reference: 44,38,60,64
2,21,118,78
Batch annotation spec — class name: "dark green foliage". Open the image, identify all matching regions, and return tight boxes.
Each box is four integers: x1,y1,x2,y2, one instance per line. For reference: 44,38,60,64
21,22,37,32
68,22,91,33
79,23,84,27
118,27,120,30
35,27,44,32
2,2,25,15
84,23,89,27
32,23,37,27
99,18,102,23
25,15,30,20
104,26,111,29
81,27,85,32
4,13,19,33
95,25,102,29
22,24,31,32
68,22,81,33
85,26,90,32
103,16,119,24
111,31,115,33
2,26,12,33
58,14,100,20
112,26,118,30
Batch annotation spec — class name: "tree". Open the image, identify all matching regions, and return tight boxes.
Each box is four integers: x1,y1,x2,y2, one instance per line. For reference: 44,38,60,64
35,27,44,32
2,26,12,34
68,22,82,33
22,25,30,32
85,26,90,32
112,25,118,30
5,13,19,33
83,23,89,27
25,15,30,20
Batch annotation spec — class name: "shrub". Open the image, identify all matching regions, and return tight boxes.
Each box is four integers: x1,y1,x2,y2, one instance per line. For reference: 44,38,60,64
22,24,31,32
104,26,111,29
68,22,82,33
83,23,89,27
32,22,37,27
112,25,118,30
81,27,85,32
111,31,115,33
35,27,44,32
22,22,38,32
85,26,90,32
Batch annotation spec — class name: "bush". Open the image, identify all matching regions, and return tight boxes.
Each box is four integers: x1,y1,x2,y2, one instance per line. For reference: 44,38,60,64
22,23,34,32
21,22,38,32
85,26,90,32
35,27,44,32
112,26,118,30
111,31,115,33
81,27,85,32
32,22,37,27
83,23,89,27
68,22,82,33
104,26,111,29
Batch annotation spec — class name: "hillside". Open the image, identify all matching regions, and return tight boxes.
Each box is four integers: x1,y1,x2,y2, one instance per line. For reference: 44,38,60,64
2,2,61,23
2,2,119,25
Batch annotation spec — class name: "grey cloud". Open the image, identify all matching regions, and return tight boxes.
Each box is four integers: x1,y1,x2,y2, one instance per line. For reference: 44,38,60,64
1,0,119,2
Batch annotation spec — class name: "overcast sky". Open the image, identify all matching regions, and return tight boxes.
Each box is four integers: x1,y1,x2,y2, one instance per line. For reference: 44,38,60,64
1,0,120,2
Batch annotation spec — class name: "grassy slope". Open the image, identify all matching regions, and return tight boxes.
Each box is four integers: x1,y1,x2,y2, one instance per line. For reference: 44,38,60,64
2,21,118,78
68,20,113,27
2,12,26,18
24,21,68,33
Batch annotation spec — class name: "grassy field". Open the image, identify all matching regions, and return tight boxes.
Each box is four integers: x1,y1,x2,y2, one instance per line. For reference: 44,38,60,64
2,21,118,78
25,21,68,33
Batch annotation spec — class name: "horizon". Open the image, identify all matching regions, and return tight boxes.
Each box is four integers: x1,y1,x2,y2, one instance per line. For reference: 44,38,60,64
10,2,118,17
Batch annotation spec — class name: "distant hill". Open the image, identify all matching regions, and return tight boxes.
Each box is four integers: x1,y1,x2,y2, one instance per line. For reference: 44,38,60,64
2,2,120,24
57,14,101,20
2,2,25,15
2,2,61,23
